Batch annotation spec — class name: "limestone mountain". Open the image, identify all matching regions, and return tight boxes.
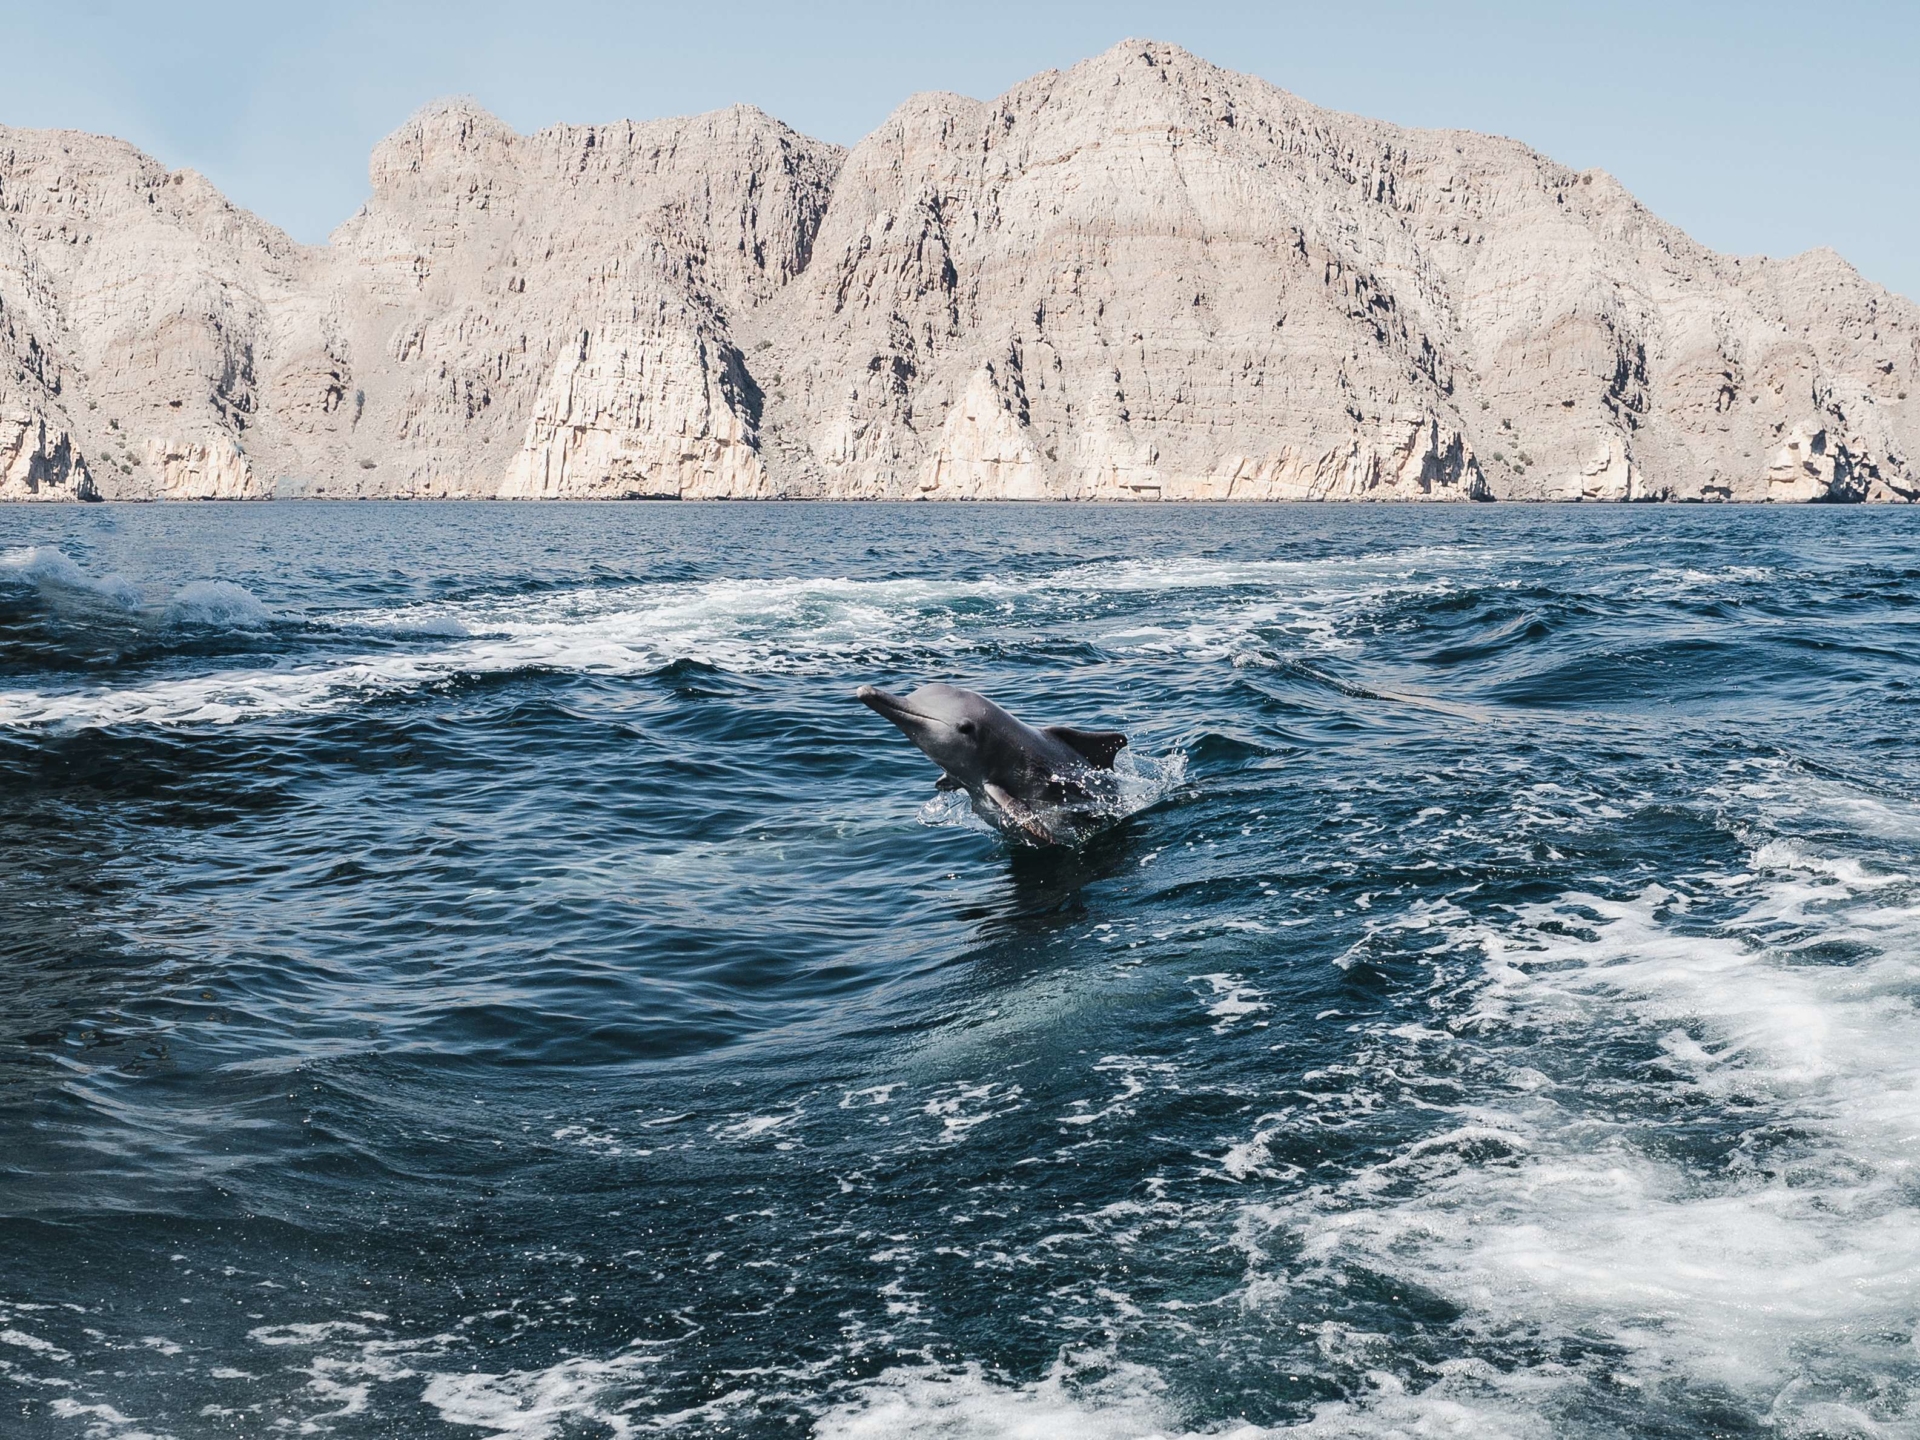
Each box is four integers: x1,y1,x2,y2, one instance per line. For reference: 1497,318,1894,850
2,41,1914,502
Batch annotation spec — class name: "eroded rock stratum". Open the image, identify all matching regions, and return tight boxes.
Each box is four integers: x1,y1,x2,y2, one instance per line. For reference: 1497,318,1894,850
2,42,1915,502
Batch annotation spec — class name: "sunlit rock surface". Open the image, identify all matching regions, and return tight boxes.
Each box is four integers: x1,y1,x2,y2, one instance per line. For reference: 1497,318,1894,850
1,42,1914,500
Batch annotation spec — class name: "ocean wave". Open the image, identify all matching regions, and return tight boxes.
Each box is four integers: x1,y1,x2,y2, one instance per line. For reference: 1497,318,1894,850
0,556,1452,729
1,545,276,642
0,658,417,728
1231,762,1920,1423
1,544,142,610
243,1327,1554,1439
163,579,273,629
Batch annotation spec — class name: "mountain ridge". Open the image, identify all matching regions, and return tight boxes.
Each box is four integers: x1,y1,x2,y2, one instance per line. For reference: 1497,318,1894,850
3,40,1914,502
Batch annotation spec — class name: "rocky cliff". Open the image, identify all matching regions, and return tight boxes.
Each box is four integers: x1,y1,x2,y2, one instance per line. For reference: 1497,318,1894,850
2,42,1915,502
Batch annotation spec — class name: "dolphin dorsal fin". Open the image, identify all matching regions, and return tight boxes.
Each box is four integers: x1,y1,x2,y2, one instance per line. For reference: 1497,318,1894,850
1041,725,1128,769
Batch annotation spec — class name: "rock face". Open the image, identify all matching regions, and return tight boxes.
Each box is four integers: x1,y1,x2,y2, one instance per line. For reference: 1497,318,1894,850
319,101,835,499
142,435,264,500
1,42,1915,502
497,316,770,501
0,413,94,499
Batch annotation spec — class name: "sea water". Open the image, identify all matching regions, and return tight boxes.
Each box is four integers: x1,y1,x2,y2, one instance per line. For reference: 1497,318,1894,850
1,501,1917,1438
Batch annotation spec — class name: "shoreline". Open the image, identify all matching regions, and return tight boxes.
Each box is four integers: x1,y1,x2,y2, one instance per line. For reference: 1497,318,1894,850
6,494,1912,507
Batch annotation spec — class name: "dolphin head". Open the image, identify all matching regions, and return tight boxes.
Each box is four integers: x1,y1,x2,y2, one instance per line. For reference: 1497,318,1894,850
855,682,1019,792
858,681,1131,846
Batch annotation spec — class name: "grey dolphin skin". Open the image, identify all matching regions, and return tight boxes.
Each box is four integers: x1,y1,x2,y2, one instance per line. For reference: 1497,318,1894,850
856,682,1129,846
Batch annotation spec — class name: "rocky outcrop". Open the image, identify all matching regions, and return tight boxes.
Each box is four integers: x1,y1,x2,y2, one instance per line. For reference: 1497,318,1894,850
498,316,769,500
141,435,263,499
0,42,1915,502
915,364,1049,499
1160,419,1489,502
0,412,94,499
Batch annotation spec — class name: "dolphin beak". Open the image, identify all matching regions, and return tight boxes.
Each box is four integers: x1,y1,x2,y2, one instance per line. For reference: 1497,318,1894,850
856,685,919,728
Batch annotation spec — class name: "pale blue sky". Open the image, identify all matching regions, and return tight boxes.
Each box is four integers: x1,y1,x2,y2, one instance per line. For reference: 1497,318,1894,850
7,1,1916,298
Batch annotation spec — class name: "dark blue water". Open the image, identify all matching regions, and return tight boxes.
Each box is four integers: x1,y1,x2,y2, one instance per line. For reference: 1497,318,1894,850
3,502,1919,1439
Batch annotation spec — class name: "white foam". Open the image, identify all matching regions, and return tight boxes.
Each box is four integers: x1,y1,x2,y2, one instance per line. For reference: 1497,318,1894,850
162,579,272,628
46,1399,171,1440
714,1112,795,1142
0,657,438,728
419,1353,653,1439
813,1358,1552,1439
247,1320,374,1347
922,1082,1025,1143
243,1316,673,1438
917,749,1187,841
1640,563,1776,598
0,550,1470,729
1,545,141,610
1257,791,1920,1416
815,1361,1182,1440
1057,1056,1172,1132
0,1326,71,1359
1190,973,1271,1032
1036,547,1476,597
970,758,1920,1431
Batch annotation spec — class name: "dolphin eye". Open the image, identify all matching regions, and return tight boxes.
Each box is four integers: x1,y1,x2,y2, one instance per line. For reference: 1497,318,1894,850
957,720,975,735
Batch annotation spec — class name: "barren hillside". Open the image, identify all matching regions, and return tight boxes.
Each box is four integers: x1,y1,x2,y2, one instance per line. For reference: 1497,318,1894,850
3,41,1913,501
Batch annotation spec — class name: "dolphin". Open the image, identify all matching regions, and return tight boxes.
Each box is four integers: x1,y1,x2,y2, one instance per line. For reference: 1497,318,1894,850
856,682,1129,846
